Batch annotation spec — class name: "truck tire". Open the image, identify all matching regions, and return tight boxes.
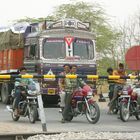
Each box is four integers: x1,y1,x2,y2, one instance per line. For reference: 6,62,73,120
1,83,10,104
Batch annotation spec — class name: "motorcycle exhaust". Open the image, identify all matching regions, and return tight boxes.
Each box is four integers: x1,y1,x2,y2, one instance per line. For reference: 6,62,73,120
6,105,13,113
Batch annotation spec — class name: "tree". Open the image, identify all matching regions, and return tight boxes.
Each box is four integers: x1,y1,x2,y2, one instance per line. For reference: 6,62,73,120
52,2,122,74
116,9,140,69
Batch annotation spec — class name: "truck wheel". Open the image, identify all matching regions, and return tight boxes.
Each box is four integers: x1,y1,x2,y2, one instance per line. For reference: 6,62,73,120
1,83,10,104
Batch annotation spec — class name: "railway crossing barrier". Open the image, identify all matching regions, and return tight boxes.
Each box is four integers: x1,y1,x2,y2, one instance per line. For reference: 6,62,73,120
0,74,139,79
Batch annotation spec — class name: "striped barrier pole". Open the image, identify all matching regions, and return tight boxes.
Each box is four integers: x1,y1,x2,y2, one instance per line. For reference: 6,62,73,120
0,74,139,79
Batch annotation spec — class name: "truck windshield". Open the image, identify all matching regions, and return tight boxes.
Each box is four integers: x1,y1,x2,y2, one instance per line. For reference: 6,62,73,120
43,38,65,59
73,39,94,60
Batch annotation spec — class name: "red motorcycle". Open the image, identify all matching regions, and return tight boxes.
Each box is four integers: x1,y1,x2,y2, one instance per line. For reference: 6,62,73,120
119,85,140,122
65,85,100,124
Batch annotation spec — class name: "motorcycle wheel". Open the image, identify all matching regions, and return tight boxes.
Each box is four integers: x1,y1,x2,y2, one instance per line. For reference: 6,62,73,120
28,105,38,123
11,99,20,121
85,102,100,124
120,102,130,122
12,111,20,121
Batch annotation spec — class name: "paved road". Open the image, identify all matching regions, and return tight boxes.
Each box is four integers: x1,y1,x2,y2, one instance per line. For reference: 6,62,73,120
0,101,140,134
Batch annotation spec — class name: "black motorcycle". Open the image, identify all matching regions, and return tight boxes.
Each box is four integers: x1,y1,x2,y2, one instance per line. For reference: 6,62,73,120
11,89,38,123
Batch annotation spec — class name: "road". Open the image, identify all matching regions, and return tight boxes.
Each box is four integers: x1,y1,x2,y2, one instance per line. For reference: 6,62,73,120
0,99,140,134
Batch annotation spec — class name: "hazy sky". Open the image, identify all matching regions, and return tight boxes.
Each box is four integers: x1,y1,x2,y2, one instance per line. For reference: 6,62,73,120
0,0,140,26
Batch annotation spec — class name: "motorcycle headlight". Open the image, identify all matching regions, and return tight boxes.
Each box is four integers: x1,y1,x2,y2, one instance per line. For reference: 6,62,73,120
27,90,37,96
28,90,32,95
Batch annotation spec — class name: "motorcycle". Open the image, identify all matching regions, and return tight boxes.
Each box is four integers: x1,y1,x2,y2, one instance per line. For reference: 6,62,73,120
64,85,100,124
111,85,123,114
119,85,140,122
10,88,38,123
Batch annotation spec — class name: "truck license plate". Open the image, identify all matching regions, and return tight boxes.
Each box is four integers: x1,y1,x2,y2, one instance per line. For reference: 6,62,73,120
48,88,55,95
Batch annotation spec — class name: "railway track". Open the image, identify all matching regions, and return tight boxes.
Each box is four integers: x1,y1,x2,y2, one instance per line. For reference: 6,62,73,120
0,132,60,140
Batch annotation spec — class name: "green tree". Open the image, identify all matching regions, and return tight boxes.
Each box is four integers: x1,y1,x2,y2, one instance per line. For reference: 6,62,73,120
52,2,122,74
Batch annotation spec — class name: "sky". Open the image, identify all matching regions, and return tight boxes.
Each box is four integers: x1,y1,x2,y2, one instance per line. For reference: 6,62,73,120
0,0,140,26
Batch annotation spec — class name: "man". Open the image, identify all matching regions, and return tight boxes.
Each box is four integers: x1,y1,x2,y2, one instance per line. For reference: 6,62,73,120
58,64,71,112
108,63,127,114
107,67,115,101
61,65,86,123
71,64,77,74
14,67,36,116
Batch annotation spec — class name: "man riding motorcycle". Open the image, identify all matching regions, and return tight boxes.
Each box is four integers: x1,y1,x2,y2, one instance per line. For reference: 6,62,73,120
108,63,127,114
13,67,36,116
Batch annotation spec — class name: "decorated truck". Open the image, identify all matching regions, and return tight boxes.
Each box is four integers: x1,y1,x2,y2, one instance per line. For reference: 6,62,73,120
0,19,96,105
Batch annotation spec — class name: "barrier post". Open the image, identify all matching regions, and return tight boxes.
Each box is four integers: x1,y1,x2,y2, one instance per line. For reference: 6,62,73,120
35,82,47,132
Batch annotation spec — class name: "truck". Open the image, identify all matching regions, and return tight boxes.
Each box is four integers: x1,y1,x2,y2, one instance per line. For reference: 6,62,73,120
0,19,96,105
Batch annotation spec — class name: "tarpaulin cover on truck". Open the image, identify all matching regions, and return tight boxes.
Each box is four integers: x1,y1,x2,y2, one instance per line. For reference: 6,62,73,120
0,30,24,51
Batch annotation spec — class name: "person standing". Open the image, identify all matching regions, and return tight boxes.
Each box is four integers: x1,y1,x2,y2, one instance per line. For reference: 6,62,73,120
107,67,115,101
71,64,78,74
58,64,71,112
